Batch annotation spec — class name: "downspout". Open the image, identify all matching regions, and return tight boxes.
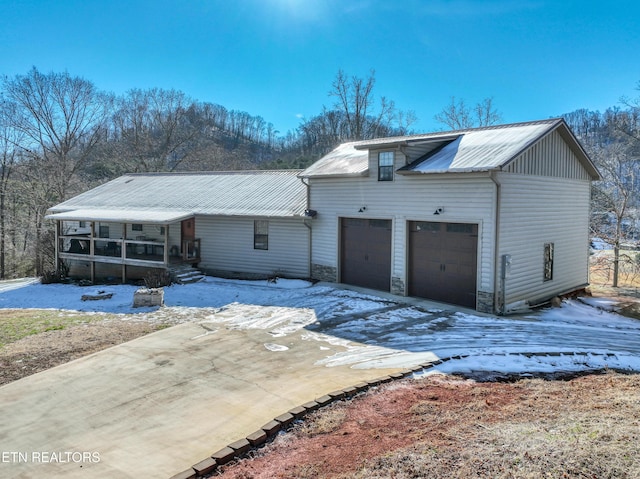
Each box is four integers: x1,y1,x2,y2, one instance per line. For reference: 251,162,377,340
300,176,313,279
490,171,504,315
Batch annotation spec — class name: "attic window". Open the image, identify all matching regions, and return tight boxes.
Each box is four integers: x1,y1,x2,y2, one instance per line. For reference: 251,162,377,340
378,152,394,181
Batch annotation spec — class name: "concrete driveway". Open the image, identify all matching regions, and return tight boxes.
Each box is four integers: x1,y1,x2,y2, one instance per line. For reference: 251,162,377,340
0,309,405,478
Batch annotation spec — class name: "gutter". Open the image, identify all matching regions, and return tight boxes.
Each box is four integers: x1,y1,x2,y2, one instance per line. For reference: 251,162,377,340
299,177,313,278
490,170,504,315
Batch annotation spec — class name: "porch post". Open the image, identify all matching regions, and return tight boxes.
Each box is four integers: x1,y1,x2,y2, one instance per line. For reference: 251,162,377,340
90,222,95,283
122,222,127,283
122,222,128,262
164,224,169,265
54,220,60,274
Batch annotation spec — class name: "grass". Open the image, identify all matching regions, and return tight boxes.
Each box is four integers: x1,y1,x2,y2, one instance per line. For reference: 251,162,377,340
296,404,347,437
0,309,112,348
590,250,640,289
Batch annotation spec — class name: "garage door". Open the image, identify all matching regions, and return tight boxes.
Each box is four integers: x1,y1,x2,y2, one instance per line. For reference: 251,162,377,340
409,221,478,308
341,218,392,291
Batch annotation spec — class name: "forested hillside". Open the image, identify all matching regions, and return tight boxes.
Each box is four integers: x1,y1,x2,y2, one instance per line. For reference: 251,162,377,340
1,67,639,283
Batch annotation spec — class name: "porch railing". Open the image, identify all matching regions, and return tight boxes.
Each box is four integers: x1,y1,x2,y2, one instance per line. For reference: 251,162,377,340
59,235,200,264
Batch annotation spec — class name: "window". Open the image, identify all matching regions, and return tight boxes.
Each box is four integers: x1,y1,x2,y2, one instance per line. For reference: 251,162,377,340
543,243,554,281
99,225,109,238
78,221,86,228
132,224,143,231
254,220,269,250
378,152,394,181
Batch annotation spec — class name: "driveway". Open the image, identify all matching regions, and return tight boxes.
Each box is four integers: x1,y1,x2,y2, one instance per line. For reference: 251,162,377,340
0,283,410,479
0,278,639,478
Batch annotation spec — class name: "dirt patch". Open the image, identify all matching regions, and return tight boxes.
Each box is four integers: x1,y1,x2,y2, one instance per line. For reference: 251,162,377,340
0,319,167,385
212,372,640,479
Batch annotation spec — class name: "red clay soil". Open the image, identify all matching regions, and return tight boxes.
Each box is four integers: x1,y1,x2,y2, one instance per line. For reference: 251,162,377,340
211,372,640,479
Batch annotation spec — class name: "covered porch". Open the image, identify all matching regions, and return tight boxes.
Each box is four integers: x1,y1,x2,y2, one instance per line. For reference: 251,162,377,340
47,208,201,283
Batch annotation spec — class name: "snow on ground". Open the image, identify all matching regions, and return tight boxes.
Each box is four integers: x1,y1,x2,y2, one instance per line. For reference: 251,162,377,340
0,276,639,376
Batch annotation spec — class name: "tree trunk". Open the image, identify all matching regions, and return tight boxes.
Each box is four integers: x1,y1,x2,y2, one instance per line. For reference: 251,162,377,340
613,243,619,288
613,218,622,288
0,185,5,279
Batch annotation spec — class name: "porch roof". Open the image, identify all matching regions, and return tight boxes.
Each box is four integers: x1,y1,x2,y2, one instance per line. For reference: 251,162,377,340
47,170,308,221
46,208,194,224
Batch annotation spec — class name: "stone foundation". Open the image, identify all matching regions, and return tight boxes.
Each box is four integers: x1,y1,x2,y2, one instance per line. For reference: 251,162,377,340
476,291,494,313
391,277,405,296
311,264,337,283
133,287,164,308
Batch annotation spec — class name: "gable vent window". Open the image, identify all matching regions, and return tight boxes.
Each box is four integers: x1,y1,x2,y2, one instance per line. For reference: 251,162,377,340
254,220,269,250
543,243,554,282
378,152,394,181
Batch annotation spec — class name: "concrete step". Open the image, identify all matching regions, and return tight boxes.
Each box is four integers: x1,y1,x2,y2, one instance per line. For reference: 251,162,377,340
169,266,205,284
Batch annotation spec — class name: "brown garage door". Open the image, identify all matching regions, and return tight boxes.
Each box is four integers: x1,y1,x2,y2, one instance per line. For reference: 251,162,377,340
341,218,392,291
409,221,478,308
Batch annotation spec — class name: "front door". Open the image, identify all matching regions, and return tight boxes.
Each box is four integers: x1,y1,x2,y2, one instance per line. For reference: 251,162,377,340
181,219,195,241
181,218,195,255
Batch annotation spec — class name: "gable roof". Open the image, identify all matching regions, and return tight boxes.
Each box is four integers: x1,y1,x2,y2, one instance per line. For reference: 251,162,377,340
46,170,308,224
300,119,600,180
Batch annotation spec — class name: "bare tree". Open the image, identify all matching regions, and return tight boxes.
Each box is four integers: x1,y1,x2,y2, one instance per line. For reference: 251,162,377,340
0,100,23,277
590,141,638,287
434,96,502,130
329,69,415,141
2,67,111,202
330,69,375,140
109,88,199,173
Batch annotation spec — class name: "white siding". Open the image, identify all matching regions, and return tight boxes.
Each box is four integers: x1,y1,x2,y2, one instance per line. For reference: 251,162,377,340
497,173,591,310
196,216,310,278
309,151,497,295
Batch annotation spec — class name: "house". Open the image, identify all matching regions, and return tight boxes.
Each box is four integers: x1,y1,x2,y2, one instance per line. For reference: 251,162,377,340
299,118,600,314
47,118,599,314
46,171,311,283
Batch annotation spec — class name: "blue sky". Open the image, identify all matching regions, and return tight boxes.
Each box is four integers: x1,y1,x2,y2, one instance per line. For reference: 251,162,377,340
1,0,639,135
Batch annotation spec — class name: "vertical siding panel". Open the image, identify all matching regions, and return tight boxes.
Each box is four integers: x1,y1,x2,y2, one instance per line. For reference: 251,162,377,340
498,173,590,309
197,216,310,278
507,130,589,180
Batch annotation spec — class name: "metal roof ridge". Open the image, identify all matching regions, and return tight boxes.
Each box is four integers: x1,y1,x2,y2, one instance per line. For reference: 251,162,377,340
352,118,563,149
124,169,304,177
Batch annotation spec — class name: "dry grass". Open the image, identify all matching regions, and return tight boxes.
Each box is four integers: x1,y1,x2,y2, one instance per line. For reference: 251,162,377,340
590,250,640,289
0,309,112,347
296,404,347,437
0,309,171,385
214,373,640,479
344,375,640,478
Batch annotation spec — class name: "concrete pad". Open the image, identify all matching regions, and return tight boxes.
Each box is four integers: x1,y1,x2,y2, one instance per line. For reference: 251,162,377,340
0,320,403,478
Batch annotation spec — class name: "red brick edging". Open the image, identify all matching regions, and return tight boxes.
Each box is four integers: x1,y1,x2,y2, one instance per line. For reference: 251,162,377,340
168,367,426,479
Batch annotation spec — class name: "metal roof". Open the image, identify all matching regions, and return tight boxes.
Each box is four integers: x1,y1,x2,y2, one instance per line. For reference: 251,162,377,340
300,119,599,179
400,122,555,173
46,170,308,222
298,142,369,178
